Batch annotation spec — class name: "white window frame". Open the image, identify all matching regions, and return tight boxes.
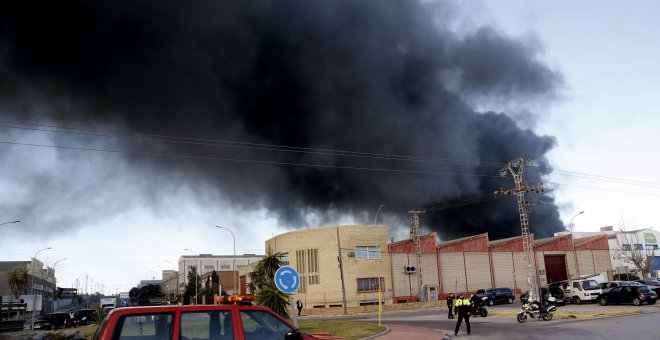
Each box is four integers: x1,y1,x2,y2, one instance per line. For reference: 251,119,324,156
356,246,381,260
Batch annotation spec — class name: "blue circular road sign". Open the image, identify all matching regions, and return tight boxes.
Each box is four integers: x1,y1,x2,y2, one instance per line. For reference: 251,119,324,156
274,266,300,294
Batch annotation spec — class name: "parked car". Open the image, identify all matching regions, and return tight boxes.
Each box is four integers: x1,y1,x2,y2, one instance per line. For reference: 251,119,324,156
73,309,98,325
636,279,660,287
520,287,566,306
34,312,71,330
600,281,639,294
476,288,515,306
598,285,657,306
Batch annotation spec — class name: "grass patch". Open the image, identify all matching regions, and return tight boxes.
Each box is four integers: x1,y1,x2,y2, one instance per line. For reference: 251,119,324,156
76,324,100,338
299,319,385,340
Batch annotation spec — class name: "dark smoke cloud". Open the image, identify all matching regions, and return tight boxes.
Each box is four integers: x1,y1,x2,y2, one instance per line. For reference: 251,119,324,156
0,0,564,239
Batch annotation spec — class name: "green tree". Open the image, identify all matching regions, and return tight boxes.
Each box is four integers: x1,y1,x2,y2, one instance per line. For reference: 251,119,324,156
211,270,220,295
6,267,29,298
247,249,289,318
183,267,198,304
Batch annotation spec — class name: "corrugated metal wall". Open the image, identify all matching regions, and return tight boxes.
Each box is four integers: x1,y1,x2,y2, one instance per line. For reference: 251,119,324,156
593,250,613,274
491,252,515,288
513,252,531,291
577,250,595,275
465,252,491,291
440,253,466,294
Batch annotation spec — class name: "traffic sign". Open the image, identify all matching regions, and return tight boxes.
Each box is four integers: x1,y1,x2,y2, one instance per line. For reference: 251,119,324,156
274,266,300,293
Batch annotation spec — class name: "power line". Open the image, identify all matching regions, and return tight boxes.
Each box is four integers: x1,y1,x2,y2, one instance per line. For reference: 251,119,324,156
0,140,505,178
0,120,505,168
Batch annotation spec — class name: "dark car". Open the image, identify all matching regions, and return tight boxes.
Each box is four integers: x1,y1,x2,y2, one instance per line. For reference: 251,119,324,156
520,287,566,306
600,281,639,294
34,312,71,330
598,285,657,306
636,279,660,287
477,288,515,306
73,309,98,325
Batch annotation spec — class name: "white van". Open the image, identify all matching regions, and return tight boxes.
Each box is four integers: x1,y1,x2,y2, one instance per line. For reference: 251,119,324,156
556,279,602,304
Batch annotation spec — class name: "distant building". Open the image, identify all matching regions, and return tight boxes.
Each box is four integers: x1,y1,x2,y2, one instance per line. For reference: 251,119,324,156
178,254,263,296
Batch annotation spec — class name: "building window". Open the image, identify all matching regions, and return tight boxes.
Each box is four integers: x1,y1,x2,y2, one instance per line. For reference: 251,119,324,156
278,253,289,265
220,264,231,270
356,246,381,260
204,265,215,270
646,244,659,250
296,249,320,294
634,244,643,250
357,277,384,293
622,244,631,251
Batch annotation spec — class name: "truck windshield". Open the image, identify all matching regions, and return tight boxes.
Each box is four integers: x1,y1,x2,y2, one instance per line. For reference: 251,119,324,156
582,280,599,290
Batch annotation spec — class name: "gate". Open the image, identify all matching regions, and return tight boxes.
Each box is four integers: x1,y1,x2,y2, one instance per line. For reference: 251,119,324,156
544,255,568,284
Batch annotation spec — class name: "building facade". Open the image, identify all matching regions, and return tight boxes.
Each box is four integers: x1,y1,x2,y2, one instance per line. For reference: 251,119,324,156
263,225,392,309
178,254,263,296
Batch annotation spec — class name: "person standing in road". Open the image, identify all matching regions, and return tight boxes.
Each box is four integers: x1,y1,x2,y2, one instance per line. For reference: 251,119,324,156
446,293,455,319
296,299,303,316
454,293,471,336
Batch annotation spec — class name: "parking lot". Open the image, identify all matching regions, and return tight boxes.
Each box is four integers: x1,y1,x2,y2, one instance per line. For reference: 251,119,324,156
486,298,659,318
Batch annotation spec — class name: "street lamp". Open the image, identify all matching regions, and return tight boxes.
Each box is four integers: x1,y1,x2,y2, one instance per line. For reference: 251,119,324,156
374,205,384,225
183,249,198,304
0,220,20,226
30,246,52,330
216,226,237,294
570,211,585,277
51,258,67,312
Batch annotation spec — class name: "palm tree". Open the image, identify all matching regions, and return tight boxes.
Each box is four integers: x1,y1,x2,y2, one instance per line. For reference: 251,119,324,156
6,267,29,299
247,249,289,318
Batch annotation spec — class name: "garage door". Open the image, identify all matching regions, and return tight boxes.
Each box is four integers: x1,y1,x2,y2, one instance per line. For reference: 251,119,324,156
544,254,567,284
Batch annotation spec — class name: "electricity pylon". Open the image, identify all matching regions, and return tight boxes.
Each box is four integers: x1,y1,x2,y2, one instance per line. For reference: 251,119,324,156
408,209,425,302
496,157,544,302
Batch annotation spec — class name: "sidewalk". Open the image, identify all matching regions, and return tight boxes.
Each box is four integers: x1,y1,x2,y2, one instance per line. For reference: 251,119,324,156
369,323,447,340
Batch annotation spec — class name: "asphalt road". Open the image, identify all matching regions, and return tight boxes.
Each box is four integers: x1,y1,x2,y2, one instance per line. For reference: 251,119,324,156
347,306,660,339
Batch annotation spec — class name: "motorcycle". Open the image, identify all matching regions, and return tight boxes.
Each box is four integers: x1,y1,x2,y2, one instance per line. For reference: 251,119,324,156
472,296,489,317
517,297,557,323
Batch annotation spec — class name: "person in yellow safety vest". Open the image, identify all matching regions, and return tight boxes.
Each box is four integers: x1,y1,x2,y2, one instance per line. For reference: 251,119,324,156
453,293,471,336
68,311,76,328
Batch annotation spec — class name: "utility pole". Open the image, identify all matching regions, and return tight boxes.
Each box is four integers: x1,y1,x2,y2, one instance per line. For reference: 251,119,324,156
496,157,544,303
336,227,348,315
408,209,426,303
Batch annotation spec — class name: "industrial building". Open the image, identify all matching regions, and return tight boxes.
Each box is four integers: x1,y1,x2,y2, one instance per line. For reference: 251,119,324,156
389,231,613,302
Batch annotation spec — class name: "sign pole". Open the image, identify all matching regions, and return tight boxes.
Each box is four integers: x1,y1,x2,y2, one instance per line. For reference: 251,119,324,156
274,266,301,328
289,293,298,328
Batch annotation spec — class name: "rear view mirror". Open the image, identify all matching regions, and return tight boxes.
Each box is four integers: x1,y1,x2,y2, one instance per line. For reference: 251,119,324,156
285,330,303,340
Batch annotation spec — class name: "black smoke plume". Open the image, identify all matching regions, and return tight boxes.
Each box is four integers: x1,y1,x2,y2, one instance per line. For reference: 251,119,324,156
0,0,564,240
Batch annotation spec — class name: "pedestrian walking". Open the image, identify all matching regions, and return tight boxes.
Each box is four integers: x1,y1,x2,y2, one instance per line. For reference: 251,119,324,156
446,293,455,319
454,293,471,336
296,299,303,316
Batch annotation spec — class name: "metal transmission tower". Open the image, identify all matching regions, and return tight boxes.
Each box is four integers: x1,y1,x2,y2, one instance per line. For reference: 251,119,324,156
496,157,544,303
408,209,426,302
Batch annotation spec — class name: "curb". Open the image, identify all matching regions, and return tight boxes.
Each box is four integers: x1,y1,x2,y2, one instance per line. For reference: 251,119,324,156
488,310,642,319
357,325,390,340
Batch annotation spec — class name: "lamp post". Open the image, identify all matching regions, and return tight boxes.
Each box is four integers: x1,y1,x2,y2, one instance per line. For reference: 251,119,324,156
30,246,52,330
0,220,20,226
51,258,67,312
164,260,178,302
216,226,237,294
183,249,198,304
570,211,585,277
374,205,384,225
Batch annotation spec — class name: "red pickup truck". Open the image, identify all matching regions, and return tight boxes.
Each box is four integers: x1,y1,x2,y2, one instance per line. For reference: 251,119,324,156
93,295,315,340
